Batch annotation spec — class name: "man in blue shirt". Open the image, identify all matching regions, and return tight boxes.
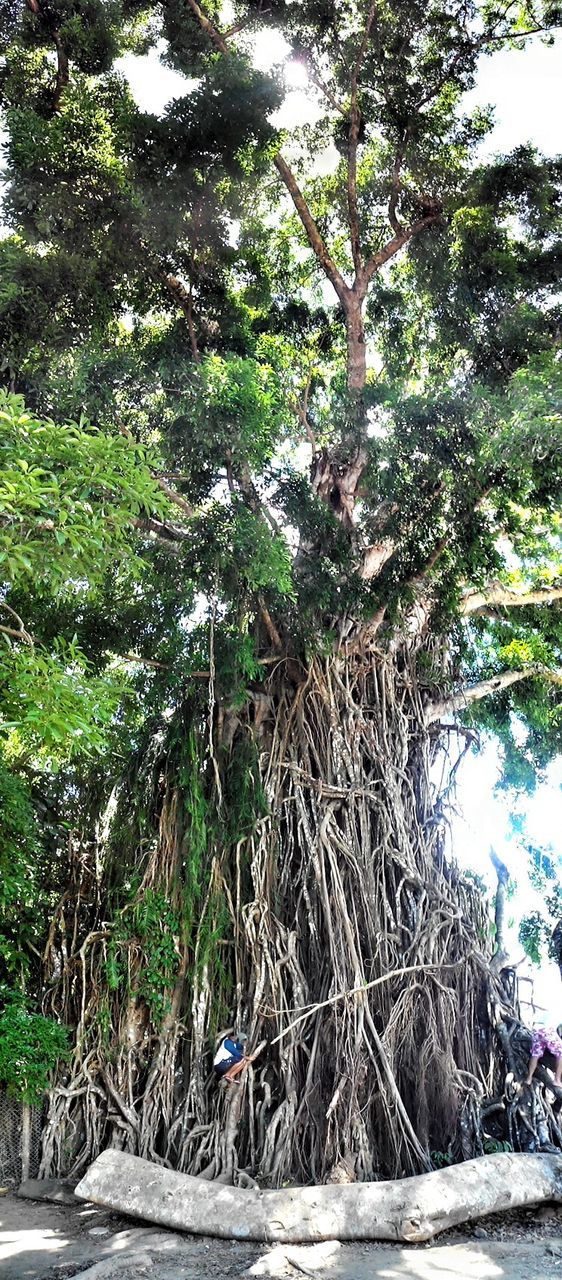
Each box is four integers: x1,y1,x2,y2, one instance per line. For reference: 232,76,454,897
213,1034,265,1083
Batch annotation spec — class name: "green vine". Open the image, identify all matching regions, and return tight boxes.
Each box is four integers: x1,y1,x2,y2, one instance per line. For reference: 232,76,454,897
105,889,181,1022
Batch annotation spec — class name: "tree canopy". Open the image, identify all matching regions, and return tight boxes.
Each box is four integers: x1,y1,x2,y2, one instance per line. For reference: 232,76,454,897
1,2,560,757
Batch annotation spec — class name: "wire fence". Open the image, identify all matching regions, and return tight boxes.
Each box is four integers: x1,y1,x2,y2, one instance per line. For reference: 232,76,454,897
0,1091,43,1187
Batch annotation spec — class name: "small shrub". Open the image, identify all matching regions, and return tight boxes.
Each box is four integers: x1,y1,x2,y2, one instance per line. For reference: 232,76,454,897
0,996,70,1103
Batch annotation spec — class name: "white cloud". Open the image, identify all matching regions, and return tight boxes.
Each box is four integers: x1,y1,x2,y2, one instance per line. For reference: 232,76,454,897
463,36,562,158
117,47,191,115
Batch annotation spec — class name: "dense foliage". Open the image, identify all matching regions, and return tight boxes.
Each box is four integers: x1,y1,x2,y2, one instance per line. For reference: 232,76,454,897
0,992,69,1103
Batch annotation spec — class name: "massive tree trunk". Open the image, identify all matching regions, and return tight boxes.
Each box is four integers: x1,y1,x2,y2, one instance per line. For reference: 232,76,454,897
40,645,496,1185
39,640,562,1186
35,264,562,1190
346,302,367,393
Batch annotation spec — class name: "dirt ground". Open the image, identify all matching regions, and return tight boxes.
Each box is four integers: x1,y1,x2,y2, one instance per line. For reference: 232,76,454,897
2,1190,562,1280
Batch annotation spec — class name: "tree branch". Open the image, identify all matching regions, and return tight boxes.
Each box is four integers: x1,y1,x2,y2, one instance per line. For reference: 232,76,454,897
52,30,69,112
258,597,283,652
273,154,351,308
0,623,33,643
290,375,317,455
359,489,442,585
183,0,228,54
270,957,470,1045
155,478,195,518
119,653,170,670
160,273,201,361
0,602,34,645
181,0,356,314
295,52,346,116
361,211,442,290
425,667,562,726
132,515,190,552
413,45,468,113
347,108,362,274
232,461,283,538
352,1,378,81
359,540,394,581
485,25,550,44
461,583,562,616
388,140,408,235
185,283,201,364
25,2,69,112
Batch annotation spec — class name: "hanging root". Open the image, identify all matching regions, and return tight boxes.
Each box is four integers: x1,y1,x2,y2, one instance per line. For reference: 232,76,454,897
39,652,560,1186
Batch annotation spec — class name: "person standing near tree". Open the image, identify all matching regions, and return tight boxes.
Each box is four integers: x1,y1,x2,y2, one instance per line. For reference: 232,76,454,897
525,1022,562,1087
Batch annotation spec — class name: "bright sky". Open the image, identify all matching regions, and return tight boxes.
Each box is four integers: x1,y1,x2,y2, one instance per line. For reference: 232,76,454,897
120,32,562,156
442,745,562,1023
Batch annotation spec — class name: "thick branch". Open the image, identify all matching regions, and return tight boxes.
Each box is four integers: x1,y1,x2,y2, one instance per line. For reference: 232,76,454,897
359,492,441,584
183,0,228,54
0,623,33,643
310,445,368,527
160,273,201,361
52,30,69,111
297,52,346,116
258,597,282,652
119,653,170,670
346,300,367,391
361,212,442,291
388,140,408,235
155,478,195,518
274,155,351,308
234,462,283,538
77,1148,562,1244
182,0,405,323
352,1,378,81
359,540,394,581
461,583,562,616
170,1,352,319
425,667,562,725
271,958,467,1046
290,375,316,454
413,46,468,113
0,602,34,645
347,107,362,274
25,3,69,112
133,515,190,552
491,850,510,960
129,221,202,359
185,285,200,364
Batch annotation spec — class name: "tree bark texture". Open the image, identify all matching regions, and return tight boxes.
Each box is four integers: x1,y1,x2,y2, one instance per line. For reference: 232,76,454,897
39,650,502,1188
346,303,367,392
76,1148,562,1244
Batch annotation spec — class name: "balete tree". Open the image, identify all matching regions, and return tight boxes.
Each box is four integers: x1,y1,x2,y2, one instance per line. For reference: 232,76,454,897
1,0,562,1185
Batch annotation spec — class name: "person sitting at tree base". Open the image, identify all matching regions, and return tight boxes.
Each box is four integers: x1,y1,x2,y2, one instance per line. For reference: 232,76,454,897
213,1034,264,1084
525,1025,562,1087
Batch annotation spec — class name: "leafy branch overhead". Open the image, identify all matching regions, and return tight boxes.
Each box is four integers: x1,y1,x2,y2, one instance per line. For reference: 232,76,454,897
0,393,168,762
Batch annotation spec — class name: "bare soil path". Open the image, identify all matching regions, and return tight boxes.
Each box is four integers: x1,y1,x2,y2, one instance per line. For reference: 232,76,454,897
2,1190,562,1280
